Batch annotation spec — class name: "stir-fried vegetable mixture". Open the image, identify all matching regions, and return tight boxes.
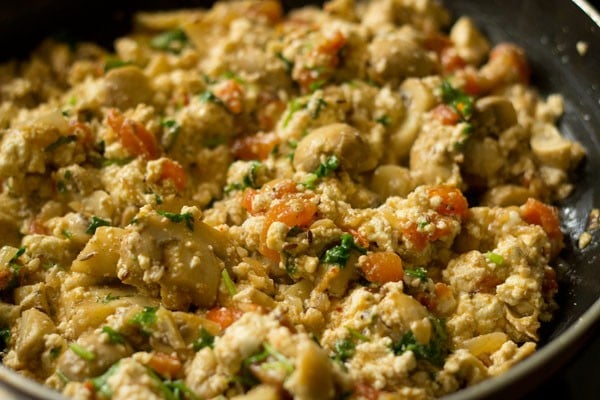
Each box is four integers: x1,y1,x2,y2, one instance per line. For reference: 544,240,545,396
0,0,585,399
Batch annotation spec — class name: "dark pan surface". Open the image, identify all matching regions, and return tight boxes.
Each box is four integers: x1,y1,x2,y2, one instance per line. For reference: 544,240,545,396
0,0,599,399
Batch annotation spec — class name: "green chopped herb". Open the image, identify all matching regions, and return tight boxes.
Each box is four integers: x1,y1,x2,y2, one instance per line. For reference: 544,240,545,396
56,370,70,385
102,326,126,344
192,328,215,352
104,58,132,72
346,327,369,342
45,135,77,152
223,182,245,193
375,115,390,126
221,269,237,297
69,343,96,361
453,122,474,150
100,293,121,303
49,346,62,359
242,161,262,189
0,327,10,351
202,135,226,149
86,216,111,235
130,306,158,336
164,380,200,400
8,247,25,267
314,155,339,178
404,267,428,282
282,99,307,128
155,194,163,205
199,90,225,107
62,229,73,239
262,342,294,374
310,98,328,119
89,362,120,397
441,80,474,121
322,233,366,268
484,251,505,266
276,52,293,73
157,210,194,231
309,80,327,92
284,253,297,276
150,29,188,53
417,220,430,230
161,119,181,150
57,180,67,193
391,317,448,366
222,70,245,84
332,338,355,363
102,157,134,167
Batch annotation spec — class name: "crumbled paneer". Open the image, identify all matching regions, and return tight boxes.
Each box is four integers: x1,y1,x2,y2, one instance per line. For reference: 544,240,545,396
0,1,584,399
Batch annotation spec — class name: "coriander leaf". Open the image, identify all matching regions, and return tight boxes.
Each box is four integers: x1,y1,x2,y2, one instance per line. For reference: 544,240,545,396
346,327,369,342
391,317,448,366
404,267,428,282
45,135,77,152
310,98,328,119
322,233,366,268
161,119,180,151
89,362,120,397
8,247,25,267
130,306,158,336
484,251,504,266
151,29,188,53
276,52,293,73
332,338,355,363
0,327,10,351
164,380,200,400
199,90,225,108
69,343,96,361
441,80,473,121
283,99,307,128
192,328,215,352
221,269,237,297
104,58,132,72
375,115,390,126
242,161,262,189
86,216,111,235
101,326,126,344
314,155,339,178
157,210,194,231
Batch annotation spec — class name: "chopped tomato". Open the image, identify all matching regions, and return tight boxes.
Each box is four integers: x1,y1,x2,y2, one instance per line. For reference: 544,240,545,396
296,30,346,92
403,218,454,251
520,198,563,255
441,48,466,74
461,69,483,96
432,104,460,125
232,132,279,160
259,196,318,261
424,32,452,54
360,252,404,284
159,159,186,191
347,228,369,249
257,92,286,131
489,43,530,85
206,306,243,331
242,188,258,214
428,186,469,219
68,120,93,147
353,382,381,400
214,79,245,114
107,109,160,159
147,352,182,379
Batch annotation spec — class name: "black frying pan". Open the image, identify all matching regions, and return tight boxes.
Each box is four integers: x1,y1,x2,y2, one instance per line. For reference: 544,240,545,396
0,1,598,399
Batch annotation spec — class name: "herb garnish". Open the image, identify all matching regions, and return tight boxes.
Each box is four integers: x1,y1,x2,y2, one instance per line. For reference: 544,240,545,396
157,210,194,231
322,233,366,268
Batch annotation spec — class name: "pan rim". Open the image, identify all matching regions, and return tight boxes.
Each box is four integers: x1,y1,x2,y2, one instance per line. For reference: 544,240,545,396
0,0,599,399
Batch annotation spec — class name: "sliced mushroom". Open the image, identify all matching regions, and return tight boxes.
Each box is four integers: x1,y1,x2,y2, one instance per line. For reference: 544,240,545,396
370,164,414,199
367,34,437,87
474,96,518,134
530,123,582,170
481,185,532,207
449,17,490,66
293,123,377,174
102,66,153,110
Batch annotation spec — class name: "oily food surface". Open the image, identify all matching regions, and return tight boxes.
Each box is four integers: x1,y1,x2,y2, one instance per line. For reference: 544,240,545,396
0,0,585,399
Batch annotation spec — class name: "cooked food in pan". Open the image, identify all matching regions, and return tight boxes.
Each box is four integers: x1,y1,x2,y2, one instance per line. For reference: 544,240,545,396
0,0,585,399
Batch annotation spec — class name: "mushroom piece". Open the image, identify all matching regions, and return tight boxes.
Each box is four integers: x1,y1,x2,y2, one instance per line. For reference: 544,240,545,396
449,17,490,66
369,165,414,199
102,66,153,110
530,123,585,170
293,123,377,174
367,34,437,87
473,96,518,134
